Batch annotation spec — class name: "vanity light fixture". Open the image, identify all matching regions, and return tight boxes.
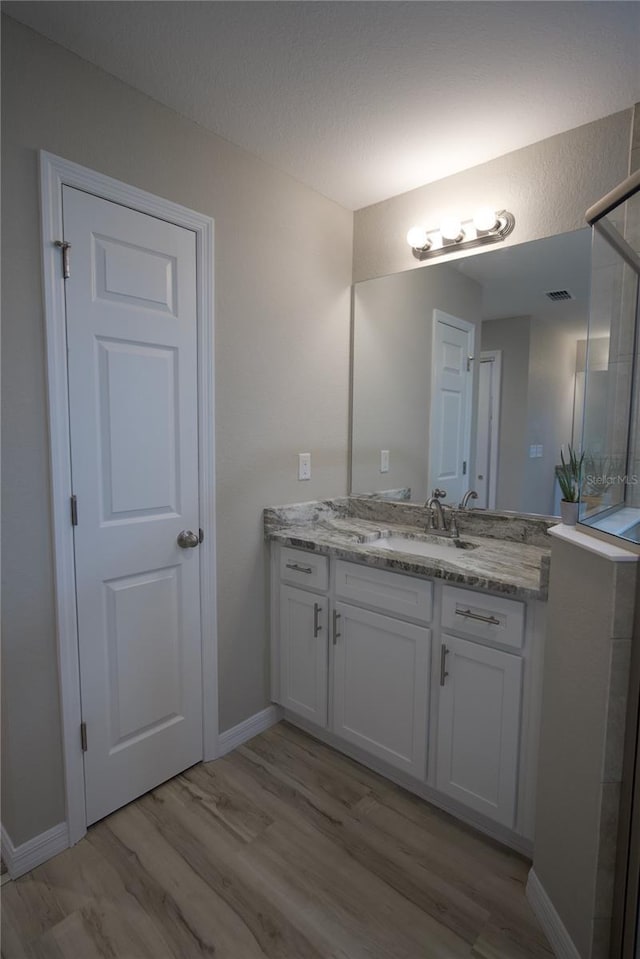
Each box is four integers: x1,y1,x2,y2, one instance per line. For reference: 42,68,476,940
406,208,515,259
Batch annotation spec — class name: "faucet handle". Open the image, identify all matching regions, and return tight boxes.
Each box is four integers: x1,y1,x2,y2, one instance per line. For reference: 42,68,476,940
431,488,447,499
459,489,479,509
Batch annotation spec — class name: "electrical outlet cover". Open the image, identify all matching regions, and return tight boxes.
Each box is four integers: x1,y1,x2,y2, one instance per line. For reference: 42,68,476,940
298,452,311,480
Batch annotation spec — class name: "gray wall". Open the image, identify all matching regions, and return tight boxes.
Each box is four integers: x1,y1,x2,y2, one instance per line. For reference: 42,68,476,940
481,312,580,516
354,110,632,284
524,318,578,515
1,17,353,845
351,264,481,502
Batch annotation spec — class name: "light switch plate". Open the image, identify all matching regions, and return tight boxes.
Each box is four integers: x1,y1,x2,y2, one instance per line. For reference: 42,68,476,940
380,449,390,473
298,452,311,480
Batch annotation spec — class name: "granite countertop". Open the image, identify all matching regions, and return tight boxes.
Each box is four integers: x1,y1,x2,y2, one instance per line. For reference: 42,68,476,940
265,500,552,601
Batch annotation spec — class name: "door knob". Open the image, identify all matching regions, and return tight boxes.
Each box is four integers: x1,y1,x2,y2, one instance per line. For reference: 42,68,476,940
177,529,199,549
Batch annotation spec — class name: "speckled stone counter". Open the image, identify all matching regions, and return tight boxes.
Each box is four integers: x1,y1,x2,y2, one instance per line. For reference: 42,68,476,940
264,497,552,601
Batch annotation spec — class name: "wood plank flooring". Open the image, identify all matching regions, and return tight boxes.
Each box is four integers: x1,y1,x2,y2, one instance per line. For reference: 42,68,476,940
1,722,553,958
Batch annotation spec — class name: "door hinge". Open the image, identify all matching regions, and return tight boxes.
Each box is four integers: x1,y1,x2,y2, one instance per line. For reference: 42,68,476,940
463,461,467,475
199,528,204,544
54,240,71,279
70,494,78,526
467,355,474,372
80,722,88,752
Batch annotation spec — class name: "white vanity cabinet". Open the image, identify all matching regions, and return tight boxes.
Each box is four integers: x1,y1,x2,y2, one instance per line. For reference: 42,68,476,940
435,633,522,828
276,548,330,727
270,542,545,852
332,602,430,778
279,585,329,726
435,585,525,829
331,560,432,776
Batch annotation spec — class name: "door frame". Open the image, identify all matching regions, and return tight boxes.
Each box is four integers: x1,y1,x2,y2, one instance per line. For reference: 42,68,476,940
39,151,218,846
478,350,502,509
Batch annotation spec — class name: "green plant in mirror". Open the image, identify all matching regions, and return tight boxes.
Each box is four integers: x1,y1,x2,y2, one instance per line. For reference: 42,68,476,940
558,445,585,503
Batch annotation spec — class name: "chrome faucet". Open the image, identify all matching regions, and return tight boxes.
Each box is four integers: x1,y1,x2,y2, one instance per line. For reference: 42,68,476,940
426,495,447,531
459,490,479,509
424,488,459,537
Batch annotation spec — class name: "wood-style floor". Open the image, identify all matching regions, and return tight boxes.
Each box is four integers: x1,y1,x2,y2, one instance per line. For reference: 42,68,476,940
1,722,553,958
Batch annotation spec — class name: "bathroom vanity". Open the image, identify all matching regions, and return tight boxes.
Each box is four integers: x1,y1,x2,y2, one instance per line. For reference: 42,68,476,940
266,498,551,854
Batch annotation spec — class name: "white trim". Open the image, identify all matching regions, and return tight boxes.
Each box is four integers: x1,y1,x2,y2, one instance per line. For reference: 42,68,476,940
217,706,282,757
526,868,582,959
549,524,639,562
479,349,501,510
1,822,70,880
39,151,218,846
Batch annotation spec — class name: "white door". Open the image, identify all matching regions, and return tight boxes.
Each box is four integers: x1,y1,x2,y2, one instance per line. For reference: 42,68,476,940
429,311,475,504
475,351,501,509
436,633,522,828
279,585,329,726
332,602,430,777
63,186,203,825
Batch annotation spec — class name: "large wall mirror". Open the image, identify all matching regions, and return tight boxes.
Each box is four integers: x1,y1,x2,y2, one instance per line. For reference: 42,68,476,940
350,229,598,517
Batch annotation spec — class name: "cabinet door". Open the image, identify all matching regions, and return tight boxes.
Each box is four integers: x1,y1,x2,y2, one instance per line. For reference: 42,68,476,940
436,633,522,827
332,602,430,777
279,585,329,726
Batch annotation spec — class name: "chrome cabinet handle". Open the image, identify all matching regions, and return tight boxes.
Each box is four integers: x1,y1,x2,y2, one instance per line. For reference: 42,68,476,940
313,603,322,638
333,610,341,645
455,607,500,626
177,529,199,549
440,644,449,686
285,562,313,575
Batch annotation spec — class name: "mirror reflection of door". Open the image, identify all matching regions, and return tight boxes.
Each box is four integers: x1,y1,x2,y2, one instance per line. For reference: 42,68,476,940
429,310,475,503
475,351,502,509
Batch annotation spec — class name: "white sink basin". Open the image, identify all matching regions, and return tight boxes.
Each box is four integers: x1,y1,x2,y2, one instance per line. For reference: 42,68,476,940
371,534,477,561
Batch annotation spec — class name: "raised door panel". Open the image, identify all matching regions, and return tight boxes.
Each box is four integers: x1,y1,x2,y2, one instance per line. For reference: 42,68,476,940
436,634,522,827
279,585,328,727
332,603,430,777
97,339,179,520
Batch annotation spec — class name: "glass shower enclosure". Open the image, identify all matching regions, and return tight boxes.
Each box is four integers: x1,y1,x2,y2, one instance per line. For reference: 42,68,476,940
580,169,640,547
581,168,640,959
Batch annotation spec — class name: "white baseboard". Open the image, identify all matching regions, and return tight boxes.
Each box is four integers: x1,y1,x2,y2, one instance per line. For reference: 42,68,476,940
526,868,582,959
1,821,70,880
217,704,282,757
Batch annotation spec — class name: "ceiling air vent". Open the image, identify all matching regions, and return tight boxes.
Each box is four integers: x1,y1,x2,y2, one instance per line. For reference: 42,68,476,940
545,289,574,302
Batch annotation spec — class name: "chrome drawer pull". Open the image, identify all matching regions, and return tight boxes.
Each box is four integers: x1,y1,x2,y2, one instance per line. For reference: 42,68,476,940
333,610,341,645
455,607,500,626
285,562,313,575
440,644,449,686
313,602,322,638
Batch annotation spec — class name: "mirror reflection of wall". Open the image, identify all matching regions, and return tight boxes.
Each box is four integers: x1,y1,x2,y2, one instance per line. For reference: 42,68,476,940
350,229,592,518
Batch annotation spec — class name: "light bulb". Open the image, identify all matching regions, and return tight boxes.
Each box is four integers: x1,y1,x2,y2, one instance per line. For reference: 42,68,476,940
406,226,430,250
440,217,463,242
473,207,499,232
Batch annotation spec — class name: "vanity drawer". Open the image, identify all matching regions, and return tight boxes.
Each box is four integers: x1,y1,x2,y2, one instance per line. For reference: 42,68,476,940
335,560,433,624
280,547,329,591
441,585,524,650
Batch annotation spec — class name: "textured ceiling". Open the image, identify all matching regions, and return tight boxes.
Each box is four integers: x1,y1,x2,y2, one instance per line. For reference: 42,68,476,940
455,228,592,331
4,1,640,210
